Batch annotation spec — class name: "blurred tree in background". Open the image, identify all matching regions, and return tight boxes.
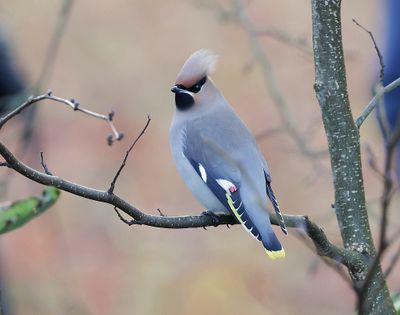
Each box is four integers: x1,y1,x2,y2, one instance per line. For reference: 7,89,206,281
380,0,400,182
0,31,25,117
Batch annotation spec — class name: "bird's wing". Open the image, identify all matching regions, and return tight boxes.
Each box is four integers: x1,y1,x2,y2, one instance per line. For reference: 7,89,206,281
264,171,288,235
183,128,264,242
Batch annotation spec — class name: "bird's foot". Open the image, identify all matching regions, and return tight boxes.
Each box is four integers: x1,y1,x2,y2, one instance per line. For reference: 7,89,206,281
201,210,221,227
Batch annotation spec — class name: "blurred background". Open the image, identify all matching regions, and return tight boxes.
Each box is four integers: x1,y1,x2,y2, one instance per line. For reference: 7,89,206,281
0,0,399,314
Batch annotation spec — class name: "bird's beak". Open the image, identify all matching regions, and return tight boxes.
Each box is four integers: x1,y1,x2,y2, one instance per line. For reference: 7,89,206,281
171,85,184,94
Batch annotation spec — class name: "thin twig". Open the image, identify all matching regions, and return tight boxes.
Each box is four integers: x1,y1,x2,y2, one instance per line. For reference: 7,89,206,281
352,19,384,84
108,115,151,194
40,152,52,176
157,208,166,217
114,207,136,226
355,77,400,128
0,91,123,144
352,17,389,139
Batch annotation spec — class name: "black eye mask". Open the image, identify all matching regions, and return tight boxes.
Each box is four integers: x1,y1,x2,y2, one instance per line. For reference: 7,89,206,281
177,76,207,93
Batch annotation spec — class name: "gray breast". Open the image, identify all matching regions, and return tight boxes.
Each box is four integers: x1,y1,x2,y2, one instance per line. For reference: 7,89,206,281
169,120,230,214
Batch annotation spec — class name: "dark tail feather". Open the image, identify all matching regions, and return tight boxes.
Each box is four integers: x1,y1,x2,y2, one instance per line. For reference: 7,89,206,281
266,181,288,235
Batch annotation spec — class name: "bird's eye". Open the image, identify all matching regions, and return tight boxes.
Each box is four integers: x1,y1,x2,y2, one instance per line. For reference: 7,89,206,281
188,76,207,93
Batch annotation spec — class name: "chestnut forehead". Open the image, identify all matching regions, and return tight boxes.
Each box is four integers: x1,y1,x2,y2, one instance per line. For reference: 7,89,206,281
175,71,207,87
176,76,207,91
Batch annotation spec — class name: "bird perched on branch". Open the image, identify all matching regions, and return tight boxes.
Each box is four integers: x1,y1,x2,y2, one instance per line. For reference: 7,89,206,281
169,49,287,259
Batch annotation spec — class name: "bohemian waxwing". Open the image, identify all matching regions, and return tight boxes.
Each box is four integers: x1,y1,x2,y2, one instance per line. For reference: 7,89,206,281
169,49,287,259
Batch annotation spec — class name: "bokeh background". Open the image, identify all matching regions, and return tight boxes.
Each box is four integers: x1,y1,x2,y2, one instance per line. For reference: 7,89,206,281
0,1,399,314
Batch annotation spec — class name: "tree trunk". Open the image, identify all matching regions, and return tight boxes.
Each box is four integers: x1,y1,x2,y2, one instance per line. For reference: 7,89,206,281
310,0,395,314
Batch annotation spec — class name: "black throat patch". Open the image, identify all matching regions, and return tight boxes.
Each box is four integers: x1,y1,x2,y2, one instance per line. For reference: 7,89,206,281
175,92,195,111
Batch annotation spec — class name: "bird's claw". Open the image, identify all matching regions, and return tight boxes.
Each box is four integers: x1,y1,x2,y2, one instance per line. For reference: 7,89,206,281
201,210,221,227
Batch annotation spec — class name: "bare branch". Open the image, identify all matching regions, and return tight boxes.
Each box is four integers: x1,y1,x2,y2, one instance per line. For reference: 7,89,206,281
352,19,384,84
114,207,137,226
40,152,52,176
0,137,366,270
355,77,400,128
108,115,151,194
0,92,123,144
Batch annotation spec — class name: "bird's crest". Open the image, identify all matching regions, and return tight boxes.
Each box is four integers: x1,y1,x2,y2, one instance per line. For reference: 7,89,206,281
175,49,218,88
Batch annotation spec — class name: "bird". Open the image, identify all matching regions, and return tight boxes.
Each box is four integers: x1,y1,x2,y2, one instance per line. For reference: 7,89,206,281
169,49,287,259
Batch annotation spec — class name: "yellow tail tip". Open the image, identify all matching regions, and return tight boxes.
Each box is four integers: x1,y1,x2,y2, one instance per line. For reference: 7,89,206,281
265,248,285,260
